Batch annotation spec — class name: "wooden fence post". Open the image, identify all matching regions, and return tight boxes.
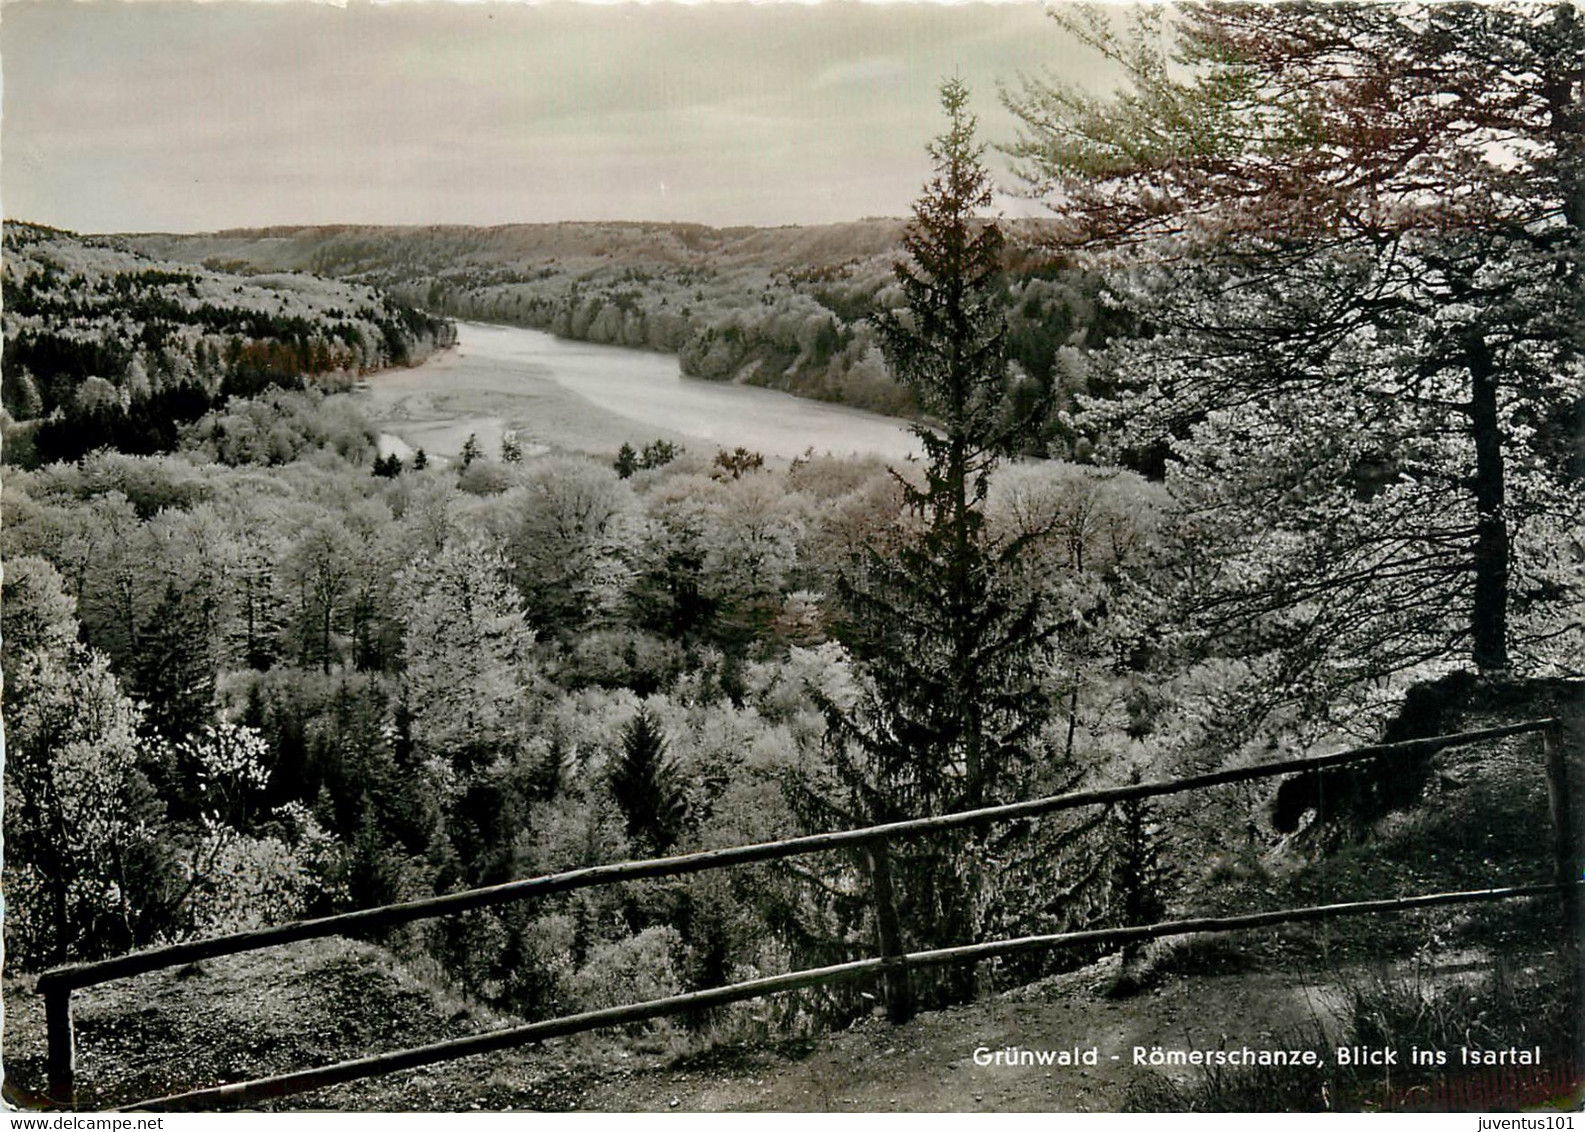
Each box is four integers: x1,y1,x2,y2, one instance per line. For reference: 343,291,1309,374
868,837,914,1025
1543,721,1583,1059
44,983,75,1108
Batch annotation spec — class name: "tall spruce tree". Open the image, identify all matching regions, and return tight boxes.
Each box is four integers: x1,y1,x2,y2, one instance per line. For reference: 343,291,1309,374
608,706,687,856
813,80,1059,1006
134,580,217,745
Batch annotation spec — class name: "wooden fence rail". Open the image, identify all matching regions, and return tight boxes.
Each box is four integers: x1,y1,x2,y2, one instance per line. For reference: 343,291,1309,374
33,717,1572,1110
127,882,1576,1112
37,719,1553,992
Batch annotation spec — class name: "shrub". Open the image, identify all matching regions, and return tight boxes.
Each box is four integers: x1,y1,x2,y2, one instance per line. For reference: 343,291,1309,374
568,925,685,1014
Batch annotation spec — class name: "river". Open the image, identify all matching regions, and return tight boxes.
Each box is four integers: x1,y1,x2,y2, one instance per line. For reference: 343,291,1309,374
359,321,919,465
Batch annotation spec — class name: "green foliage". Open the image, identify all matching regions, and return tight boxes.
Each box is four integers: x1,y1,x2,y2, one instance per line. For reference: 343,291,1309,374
828,80,1051,809
5,30,1581,1064
127,219,1118,441
398,541,538,774
182,801,338,937
555,628,685,696
281,517,358,674
568,925,686,1016
0,312,1148,1024
1107,769,1171,942
1125,961,1575,1112
134,581,218,743
183,388,378,467
0,349,962,1005
640,439,681,470
3,632,175,966
183,721,273,825
501,912,579,1019
491,455,639,633
0,555,78,687
711,447,765,480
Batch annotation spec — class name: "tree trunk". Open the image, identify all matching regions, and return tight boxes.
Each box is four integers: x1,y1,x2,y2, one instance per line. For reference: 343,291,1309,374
1467,329,1508,673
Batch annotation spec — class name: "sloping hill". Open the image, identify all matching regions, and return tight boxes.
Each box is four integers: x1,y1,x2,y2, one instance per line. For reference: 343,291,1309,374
2,222,454,467
124,220,922,277
0,935,1355,1112
3,928,1571,1113
3,938,526,1112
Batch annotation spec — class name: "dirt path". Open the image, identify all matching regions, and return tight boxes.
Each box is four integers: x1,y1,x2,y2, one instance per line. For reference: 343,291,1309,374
572,958,1348,1112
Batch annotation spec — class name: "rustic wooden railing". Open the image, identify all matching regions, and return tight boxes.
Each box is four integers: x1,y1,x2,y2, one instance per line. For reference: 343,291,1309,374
33,718,1576,1111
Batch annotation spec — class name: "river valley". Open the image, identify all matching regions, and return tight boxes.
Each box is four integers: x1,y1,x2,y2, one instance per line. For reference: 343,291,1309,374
357,321,919,466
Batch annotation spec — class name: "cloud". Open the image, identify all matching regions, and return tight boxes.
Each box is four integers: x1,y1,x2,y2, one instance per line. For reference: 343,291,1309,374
1,1,1096,232
812,56,910,90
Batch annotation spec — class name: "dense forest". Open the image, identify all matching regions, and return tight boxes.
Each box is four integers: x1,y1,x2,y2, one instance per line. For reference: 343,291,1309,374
4,2,1582,1097
2,223,454,469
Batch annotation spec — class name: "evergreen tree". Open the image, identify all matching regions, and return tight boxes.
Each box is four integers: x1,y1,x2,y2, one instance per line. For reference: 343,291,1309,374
1108,769,1170,949
133,581,217,746
812,80,1058,1006
608,706,687,856
711,447,765,480
528,722,573,803
639,439,680,470
230,524,285,672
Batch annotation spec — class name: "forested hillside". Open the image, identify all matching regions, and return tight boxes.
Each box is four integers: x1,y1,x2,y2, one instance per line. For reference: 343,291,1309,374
2,223,454,468
127,220,1122,452
4,172,1179,1032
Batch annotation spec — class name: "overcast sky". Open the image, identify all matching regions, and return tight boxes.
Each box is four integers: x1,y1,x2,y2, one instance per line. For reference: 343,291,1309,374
1,1,1112,234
